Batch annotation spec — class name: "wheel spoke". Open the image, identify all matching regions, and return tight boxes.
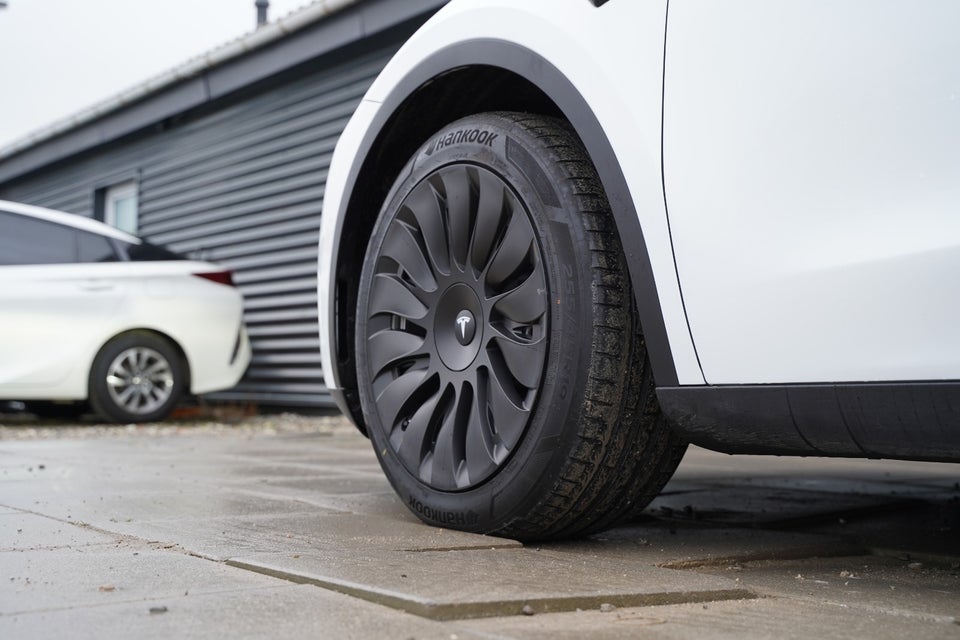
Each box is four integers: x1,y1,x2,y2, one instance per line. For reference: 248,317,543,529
486,365,529,452
368,274,428,320
117,354,135,376
464,382,496,483
440,166,474,269
151,374,173,388
395,386,444,473
429,402,459,489
485,208,534,289
492,335,546,389
367,329,426,378
143,360,169,376
381,221,438,292
404,181,450,276
106,374,126,389
471,170,506,273
375,369,430,431
117,385,137,406
492,268,547,324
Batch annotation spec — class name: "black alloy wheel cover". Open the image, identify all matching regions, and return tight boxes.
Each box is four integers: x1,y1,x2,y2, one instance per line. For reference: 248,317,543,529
361,163,548,491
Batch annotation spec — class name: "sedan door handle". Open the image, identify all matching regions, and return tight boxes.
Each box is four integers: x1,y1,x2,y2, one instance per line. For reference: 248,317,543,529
79,280,115,292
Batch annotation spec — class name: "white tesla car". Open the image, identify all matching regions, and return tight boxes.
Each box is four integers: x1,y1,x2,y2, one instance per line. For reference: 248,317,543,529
0,200,251,423
319,0,960,540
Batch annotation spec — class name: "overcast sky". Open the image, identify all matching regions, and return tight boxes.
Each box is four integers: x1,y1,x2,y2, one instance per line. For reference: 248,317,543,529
0,0,311,150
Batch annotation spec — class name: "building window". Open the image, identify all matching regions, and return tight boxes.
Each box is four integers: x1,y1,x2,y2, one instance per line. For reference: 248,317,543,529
104,181,139,235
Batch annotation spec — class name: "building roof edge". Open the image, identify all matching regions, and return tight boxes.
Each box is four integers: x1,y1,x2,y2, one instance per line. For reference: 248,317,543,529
0,0,360,162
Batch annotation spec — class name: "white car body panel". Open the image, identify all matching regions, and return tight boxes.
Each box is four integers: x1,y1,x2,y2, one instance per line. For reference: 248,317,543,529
0,201,251,401
0,264,126,389
319,0,706,396
321,0,960,399
664,0,960,383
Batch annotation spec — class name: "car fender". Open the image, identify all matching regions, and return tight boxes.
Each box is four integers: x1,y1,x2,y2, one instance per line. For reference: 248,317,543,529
319,0,705,424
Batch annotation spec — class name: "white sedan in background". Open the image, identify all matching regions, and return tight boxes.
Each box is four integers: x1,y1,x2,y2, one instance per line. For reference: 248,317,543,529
0,200,251,423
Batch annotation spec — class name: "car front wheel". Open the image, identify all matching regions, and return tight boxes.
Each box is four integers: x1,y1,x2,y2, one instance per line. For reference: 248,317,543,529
356,112,686,541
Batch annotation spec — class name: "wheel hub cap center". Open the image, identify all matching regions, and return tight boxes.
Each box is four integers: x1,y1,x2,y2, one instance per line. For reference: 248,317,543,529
435,284,483,371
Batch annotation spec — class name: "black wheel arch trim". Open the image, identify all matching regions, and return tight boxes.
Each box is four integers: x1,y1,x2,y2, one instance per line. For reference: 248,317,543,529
330,38,680,427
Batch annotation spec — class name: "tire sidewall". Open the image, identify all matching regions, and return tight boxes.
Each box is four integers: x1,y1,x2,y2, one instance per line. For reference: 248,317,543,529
357,114,596,532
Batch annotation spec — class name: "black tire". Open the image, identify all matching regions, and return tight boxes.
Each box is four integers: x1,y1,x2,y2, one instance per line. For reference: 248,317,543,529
356,112,686,540
88,331,185,423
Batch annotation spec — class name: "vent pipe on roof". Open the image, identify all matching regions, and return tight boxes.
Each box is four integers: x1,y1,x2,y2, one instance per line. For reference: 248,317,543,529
255,0,269,27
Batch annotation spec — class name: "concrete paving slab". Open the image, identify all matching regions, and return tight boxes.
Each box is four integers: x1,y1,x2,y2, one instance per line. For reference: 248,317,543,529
3,420,959,637
0,486,336,528
97,513,348,562
240,475,405,508
256,475,397,496
83,489,335,523
114,511,520,562
458,596,960,640
692,554,960,621
217,464,365,480
0,451,303,482
803,500,960,559
0,457,60,482
0,584,470,640
646,485,918,528
229,547,753,620
0,448,47,464
0,544,290,615
222,445,383,462
544,522,865,569
648,449,960,562
216,435,376,459
274,487,417,519
0,512,116,550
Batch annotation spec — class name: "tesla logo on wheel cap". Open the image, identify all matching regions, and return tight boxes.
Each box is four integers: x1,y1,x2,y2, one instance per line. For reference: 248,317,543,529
455,311,476,345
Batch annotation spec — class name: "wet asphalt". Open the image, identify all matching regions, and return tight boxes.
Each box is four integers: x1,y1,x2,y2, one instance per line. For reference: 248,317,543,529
1,411,958,639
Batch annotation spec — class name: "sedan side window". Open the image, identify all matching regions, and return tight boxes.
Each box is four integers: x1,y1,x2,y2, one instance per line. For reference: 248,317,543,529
0,211,76,265
115,238,183,261
77,230,119,263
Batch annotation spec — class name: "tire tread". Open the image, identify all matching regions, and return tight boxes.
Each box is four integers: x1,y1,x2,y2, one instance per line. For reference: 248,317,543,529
488,112,686,540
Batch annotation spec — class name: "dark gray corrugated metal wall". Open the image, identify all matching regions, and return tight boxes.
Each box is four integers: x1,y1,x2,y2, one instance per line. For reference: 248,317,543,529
0,43,399,407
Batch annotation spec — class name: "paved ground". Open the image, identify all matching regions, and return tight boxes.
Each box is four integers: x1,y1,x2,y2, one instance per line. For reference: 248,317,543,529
1,411,958,639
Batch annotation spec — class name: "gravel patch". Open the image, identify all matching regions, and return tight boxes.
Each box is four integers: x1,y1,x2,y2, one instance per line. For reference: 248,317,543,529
0,411,357,440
